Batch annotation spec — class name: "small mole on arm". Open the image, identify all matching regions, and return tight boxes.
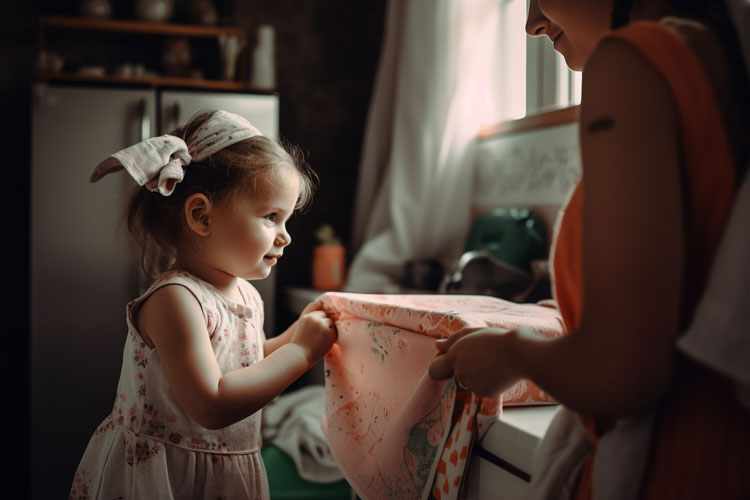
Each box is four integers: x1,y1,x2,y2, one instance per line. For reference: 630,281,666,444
587,117,615,133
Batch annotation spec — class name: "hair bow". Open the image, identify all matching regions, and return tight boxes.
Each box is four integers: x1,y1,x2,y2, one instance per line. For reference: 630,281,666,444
90,110,263,196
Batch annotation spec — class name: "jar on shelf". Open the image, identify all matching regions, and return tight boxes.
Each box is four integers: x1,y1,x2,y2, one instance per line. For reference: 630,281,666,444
187,0,217,25
135,0,174,23
79,0,112,18
161,37,191,77
312,224,346,290
250,24,276,90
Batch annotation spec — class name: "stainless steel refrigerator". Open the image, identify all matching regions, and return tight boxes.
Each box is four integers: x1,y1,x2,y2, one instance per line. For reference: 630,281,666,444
30,83,280,499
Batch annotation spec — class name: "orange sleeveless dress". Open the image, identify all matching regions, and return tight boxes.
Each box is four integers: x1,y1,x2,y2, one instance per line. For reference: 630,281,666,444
551,21,750,499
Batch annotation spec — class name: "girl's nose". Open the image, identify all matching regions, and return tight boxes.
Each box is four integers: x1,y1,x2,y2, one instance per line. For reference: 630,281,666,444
275,228,291,248
526,0,550,37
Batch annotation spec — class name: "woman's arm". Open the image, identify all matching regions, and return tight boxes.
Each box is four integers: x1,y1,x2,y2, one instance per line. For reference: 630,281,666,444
139,286,332,429
431,38,684,419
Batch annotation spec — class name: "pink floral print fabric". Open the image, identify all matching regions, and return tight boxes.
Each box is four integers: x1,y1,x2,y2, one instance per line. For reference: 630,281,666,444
70,270,270,500
319,293,565,500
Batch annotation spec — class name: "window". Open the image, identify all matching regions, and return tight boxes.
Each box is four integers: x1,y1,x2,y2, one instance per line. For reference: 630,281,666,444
497,0,581,120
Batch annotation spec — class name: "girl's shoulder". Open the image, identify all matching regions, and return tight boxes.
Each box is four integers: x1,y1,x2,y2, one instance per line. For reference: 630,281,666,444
129,270,218,323
127,270,212,348
143,269,213,302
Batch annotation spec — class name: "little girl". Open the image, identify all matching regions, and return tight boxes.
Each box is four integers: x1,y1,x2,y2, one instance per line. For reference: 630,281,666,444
69,110,338,499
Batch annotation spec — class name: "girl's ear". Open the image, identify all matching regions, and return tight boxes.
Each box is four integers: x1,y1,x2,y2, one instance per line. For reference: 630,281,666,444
184,193,212,236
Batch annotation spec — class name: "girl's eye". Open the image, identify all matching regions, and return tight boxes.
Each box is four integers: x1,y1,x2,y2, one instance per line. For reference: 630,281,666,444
264,213,277,222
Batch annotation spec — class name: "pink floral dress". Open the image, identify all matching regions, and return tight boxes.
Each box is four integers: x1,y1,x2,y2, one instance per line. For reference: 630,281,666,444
70,270,270,500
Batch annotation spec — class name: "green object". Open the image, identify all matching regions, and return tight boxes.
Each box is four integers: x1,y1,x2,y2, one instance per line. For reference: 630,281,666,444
262,445,353,500
314,224,341,246
464,209,547,272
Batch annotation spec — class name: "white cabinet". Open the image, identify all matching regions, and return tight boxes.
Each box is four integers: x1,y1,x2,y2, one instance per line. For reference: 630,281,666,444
30,83,279,499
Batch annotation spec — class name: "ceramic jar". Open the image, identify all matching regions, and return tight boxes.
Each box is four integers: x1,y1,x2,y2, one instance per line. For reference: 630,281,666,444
135,0,174,22
79,0,112,18
312,244,346,290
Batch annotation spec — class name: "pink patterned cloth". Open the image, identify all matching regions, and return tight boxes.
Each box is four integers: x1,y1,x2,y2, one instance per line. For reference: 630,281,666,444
318,293,565,500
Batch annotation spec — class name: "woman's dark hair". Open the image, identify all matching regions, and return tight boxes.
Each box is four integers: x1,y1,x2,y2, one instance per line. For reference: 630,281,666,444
126,110,318,279
611,0,634,29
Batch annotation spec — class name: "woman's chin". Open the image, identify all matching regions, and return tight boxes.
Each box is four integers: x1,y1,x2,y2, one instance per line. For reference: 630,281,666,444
558,49,584,72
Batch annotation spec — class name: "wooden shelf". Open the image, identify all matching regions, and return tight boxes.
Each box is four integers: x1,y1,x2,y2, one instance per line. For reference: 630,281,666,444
479,106,580,140
39,16,246,39
38,16,251,91
37,72,249,90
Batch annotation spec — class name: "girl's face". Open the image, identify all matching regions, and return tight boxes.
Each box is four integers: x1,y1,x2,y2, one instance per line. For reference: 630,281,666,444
207,166,300,280
527,0,614,70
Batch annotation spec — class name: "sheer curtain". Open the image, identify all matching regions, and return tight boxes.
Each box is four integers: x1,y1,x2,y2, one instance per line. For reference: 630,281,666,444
346,0,505,293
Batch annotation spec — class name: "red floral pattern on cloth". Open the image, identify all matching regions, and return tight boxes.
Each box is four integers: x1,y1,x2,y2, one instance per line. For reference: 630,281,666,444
319,293,564,500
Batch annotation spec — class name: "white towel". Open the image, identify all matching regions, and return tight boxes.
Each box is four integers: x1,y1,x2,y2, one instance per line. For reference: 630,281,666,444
526,406,592,500
262,385,344,483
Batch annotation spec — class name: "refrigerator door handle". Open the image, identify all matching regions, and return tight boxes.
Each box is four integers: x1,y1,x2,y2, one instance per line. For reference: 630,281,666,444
171,101,181,131
140,98,151,141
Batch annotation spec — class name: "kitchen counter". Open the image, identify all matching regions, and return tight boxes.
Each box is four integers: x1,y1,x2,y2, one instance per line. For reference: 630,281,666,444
465,404,559,498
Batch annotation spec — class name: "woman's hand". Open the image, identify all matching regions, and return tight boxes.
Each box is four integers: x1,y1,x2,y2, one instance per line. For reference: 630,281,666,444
428,327,523,397
291,307,338,366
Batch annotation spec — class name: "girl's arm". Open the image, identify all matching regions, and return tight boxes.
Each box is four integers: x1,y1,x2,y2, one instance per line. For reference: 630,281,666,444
431,38,683,419
138,285,335,429
263,300,323,356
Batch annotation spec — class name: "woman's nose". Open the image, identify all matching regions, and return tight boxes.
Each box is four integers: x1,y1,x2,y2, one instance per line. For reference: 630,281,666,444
526,0,550,37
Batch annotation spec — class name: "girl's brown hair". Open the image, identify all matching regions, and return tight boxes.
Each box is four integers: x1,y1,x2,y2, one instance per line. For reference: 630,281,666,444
126,110,318,279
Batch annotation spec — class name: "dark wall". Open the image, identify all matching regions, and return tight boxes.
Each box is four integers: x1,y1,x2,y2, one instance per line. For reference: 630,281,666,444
17,1,385,498
233,1,386,330
1,2,37,499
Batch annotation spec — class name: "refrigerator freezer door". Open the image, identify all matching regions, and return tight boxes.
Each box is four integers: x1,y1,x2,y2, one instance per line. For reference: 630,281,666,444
159,90,279,138
160,90,281,335
31,84,156,498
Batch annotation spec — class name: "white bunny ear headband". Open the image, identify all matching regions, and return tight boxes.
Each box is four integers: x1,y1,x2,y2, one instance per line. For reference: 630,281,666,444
90,110,263,196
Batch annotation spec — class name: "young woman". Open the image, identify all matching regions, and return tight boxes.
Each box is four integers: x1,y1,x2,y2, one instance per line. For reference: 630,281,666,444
430,1,749,497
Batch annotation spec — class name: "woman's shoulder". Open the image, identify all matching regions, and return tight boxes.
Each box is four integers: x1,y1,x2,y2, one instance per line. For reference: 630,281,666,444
587,17,743,166
658,16,726,60
591,18,734,114
660,16,734,94
581,29,677,128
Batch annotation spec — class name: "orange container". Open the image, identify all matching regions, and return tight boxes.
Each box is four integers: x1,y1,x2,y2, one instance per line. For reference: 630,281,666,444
312,244,346,290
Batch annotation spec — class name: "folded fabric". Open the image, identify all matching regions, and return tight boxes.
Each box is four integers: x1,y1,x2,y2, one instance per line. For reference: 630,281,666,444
319,293,565,500
262,385,344,483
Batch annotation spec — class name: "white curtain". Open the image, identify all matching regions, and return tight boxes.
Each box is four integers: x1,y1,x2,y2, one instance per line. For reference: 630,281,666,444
346,0,504,293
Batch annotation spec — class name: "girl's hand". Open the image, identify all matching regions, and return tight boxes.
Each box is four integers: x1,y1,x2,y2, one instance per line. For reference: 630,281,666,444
291,309,338,366
300,298,323,316
428,327,522,397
